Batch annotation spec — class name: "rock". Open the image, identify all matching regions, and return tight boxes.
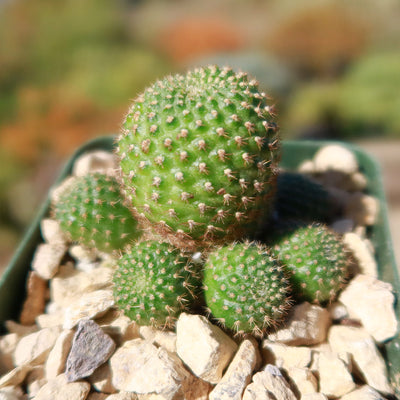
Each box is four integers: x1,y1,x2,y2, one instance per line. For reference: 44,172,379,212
69,245,98,264
51,265,114,308
298,160,315,174
313,144,359,174
25,366,47,398
301,394,328,400
139,326,177,353
19,271,48,325
13,326,60,367
66,319,116,382
349,172,368,191
181,376,213,400
267,302,331,346
317,351,355,397
89,362,117,394
0,365,31,388
310,344,353,377
330,218,354,234
242,365,297,400
0,386,25,400
175,313,238,384
286,367,317,396
72,150,117,177
31,243,67,280
343,233,378,278
110,338,191,399
340,385,385,399
34,373,91,400
328,302,349,321
328,325,393,395
45,329,75,380
36,309,65,329
87,393,108,400
105,393,138,400
209,337,261,400
339,274,398,342
345,192,379,226
98,310,140,346
261,340,312,369
40,218,67,245
0,333,19,373
4,320,37,337
63,289,115,329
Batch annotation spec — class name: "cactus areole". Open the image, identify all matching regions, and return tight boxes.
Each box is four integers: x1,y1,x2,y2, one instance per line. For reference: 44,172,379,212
116,65,280,248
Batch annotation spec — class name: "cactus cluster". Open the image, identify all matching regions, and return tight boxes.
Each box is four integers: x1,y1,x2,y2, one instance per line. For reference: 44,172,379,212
50,65,353,335
52,173,141,254
270,223,349,303
203,241,291,336
116,65,280,248
113,241,199,328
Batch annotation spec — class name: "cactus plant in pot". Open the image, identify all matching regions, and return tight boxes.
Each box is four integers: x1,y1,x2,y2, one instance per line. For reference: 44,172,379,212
0,65,399,399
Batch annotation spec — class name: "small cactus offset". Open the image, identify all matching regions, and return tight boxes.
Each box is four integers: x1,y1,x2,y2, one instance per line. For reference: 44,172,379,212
274,171,337,223
52,173,141,253
270,223,349,304
116,65,280,249
203,241,291,336
113,241,199,328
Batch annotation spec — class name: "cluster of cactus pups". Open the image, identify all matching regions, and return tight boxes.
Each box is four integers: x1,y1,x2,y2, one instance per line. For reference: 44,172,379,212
52,65,351,336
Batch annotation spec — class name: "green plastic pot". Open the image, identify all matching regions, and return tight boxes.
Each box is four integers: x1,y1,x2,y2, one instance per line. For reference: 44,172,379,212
1,136,399,394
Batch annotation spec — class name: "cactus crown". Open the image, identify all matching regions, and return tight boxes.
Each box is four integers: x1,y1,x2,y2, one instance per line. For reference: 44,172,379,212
203,241,291,336
116,65,280,249
113,240,199,328
52,173,141,253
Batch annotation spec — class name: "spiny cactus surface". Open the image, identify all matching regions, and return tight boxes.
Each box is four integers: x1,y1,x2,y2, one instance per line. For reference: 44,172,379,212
270,223,349,303
113,241,199,328
116,65,280,248
203,241,291,336
53,173,140,253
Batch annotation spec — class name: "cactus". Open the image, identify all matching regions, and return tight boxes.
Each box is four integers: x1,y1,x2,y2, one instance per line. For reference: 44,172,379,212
52,173,141,253
116,65,280,250
113,240,199,328
203,241,291,336
270,223,349,303
274,171,337,223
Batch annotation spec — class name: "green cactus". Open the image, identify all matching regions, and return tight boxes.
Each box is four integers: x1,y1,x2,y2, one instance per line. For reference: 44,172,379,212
52,173,141,253
203,241,291,336
270,223,349,304
116,65,280,250
113,240,199,328
274,171,337,223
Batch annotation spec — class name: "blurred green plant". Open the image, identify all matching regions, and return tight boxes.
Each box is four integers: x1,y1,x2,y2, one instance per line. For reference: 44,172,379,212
285,52,400,138
63,46,170,108
0,0,126,90
266,4,368,79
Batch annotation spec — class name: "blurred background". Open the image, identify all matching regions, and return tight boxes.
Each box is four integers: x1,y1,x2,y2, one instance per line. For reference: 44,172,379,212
0,0,399,271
